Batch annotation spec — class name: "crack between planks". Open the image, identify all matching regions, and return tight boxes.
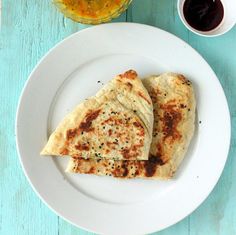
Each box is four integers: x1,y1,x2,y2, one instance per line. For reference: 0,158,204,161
126,3,133,22
57,216,60,235
62,16,66,28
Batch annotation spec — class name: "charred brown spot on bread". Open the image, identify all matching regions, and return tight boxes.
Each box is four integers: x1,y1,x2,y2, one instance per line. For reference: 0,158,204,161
133,121,145,137
126,82,133,90
79,109,101,132
133,121,142,128
75,142,89,151
162,111,182,141
112,167,123,177
149,88,160,104
88,167,95,174
120,143,142,159
120,148,131,159
60,148,68,155
177,74,192,86
102,116,123,125
135,168,140,175
155,143,169,163
72,154,81,159
160,101,182,141
156,143,162,154
106,141,117,149
66,129,77,140
177,74,186,82
119,70,137,80
121,147,139,159
121,162,129,177
108,129,112,136
138,91,152,105
138,128,145,137
144,154,164,177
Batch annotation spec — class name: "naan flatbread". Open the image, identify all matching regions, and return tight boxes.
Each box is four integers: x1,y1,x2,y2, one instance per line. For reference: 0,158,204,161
67,73,196,179
41,70,153,160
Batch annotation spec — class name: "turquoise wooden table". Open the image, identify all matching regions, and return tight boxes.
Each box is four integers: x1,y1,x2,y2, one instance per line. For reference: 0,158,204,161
1,0,236,234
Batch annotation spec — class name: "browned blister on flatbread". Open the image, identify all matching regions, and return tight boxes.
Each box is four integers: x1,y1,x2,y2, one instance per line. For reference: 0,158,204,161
67,73,196,179
40,70,153,161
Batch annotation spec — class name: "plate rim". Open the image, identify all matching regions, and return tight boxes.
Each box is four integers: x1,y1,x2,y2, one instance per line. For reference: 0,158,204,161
15,22,231,234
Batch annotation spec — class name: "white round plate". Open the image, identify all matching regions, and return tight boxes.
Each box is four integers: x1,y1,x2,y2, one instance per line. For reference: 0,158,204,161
16,23,231,235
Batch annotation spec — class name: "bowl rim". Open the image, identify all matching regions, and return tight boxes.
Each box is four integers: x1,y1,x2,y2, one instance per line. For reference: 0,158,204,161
53,0,132,25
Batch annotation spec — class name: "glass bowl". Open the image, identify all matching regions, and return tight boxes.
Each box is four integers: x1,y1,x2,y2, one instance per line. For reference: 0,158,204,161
53,0,132,25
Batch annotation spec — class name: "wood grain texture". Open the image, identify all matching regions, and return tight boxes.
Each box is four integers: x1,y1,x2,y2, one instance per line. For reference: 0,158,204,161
0,0,235,234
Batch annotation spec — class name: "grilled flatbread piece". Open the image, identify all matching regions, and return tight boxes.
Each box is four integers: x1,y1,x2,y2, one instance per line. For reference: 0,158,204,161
67,73,196,179
41,70,153,160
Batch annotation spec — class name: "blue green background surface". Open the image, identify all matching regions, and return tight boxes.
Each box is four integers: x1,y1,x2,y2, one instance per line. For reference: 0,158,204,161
0,0,236,234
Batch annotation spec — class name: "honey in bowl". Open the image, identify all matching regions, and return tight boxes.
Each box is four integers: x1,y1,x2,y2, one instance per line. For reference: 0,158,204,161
54,0,131,24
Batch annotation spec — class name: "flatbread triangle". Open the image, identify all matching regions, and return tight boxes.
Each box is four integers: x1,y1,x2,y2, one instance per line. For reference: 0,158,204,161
41,70,154,161
67,73,196,179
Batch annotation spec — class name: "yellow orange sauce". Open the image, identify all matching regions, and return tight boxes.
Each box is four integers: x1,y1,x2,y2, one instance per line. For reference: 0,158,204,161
60,0,128,19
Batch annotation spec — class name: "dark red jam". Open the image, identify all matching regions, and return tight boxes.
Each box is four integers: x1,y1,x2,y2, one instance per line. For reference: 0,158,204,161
183,0,224,31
